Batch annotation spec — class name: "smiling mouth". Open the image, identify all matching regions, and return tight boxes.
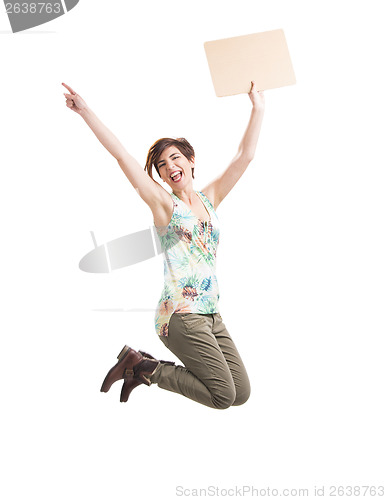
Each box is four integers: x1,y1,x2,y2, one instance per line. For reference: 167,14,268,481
170,171,183,182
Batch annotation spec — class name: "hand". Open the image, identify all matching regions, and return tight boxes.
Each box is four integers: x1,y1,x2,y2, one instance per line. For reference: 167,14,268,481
248,81,265,110
62,82,89,115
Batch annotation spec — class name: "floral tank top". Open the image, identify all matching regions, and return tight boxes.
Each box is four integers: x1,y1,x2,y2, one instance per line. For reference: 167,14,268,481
154,190,220,337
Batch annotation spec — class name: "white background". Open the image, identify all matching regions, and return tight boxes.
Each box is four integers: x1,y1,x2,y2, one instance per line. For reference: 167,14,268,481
1,0,385,498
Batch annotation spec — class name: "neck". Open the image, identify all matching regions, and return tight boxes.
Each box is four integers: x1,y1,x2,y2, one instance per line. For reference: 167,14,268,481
173,186,196,205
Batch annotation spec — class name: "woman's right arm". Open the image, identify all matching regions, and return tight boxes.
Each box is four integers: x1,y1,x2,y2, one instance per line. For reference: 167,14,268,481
62,82,168,212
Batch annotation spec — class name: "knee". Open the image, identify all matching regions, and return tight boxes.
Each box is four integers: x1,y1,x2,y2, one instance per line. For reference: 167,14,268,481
211,380,252,409
232,382,251,407
211,384,237,410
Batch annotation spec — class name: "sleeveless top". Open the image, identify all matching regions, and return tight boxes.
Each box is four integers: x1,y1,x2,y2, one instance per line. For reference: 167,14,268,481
154,190,220,336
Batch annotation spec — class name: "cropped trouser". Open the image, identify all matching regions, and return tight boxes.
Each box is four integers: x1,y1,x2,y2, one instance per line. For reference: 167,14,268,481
149,312,251,409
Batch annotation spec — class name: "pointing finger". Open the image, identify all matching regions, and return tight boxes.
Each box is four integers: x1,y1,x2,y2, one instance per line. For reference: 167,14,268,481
62,82,76,95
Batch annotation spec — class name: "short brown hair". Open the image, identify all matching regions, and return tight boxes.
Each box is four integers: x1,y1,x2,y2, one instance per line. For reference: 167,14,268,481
144,137,195,180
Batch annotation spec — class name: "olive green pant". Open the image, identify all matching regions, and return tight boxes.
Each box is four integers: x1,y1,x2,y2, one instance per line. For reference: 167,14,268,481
150,312,250,409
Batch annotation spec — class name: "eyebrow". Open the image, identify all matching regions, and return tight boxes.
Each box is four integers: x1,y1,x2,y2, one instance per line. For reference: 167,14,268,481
157,152,179,166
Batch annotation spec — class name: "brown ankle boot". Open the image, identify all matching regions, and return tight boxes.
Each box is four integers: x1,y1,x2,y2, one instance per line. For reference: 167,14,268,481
119,356,159,402
120,351,176,403
100,345,145,393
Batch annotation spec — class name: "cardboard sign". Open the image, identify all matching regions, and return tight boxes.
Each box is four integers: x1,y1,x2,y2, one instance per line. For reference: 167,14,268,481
204,29,296,96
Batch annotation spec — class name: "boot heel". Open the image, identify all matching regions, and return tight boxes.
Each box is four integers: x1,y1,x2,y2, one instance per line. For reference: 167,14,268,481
117,345,130,361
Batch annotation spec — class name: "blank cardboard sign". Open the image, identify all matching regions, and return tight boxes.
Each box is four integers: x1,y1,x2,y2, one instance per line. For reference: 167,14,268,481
204,29,296,96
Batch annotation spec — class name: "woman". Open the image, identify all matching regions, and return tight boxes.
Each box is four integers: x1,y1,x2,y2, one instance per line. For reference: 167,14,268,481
62,80,265,409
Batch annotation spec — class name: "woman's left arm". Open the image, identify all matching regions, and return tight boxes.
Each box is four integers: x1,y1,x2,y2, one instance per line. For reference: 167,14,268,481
202,81,265,210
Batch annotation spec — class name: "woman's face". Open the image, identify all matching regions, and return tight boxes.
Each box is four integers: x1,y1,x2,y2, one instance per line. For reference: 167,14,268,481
157,146,194,189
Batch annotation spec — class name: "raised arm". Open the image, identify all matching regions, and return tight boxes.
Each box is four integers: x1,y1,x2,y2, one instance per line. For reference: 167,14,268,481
201,81,265,210
62,82,168,211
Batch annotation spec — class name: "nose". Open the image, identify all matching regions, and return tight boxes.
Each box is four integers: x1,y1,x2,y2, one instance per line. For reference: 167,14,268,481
167,161,179,173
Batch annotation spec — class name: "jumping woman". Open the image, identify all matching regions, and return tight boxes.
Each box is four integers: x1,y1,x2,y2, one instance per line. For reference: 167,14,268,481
62,81,265,409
